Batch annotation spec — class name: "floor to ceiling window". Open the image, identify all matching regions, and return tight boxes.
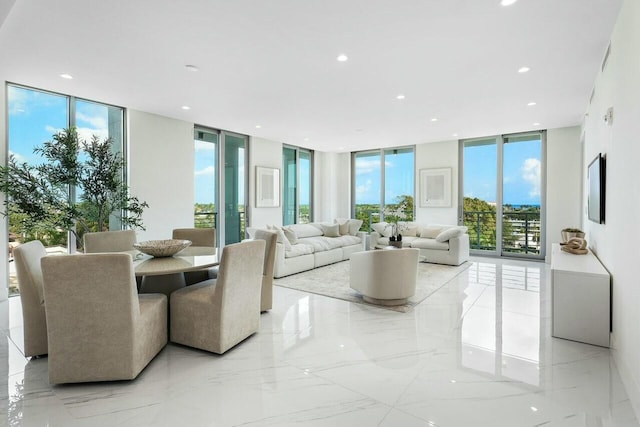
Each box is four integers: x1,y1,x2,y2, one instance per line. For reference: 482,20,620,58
6,83,125,295
352,146,414,231
283,145,313,225
460,132,545,259
193,127,248,246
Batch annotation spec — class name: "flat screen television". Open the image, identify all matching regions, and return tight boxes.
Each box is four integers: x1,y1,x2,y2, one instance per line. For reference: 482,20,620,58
588,153,606,224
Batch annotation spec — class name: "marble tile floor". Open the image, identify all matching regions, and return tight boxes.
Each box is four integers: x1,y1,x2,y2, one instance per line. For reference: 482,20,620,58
0,257,637,426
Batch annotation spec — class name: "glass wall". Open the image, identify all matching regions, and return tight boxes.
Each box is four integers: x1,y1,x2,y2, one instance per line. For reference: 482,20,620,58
7,84,125,295
223,132,247,245
352,147,414,231
282,145,313,225
460,132,545,259
194,128,218,233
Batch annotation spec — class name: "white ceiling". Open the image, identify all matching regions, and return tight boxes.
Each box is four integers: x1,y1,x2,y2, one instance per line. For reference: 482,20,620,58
0,0,622,152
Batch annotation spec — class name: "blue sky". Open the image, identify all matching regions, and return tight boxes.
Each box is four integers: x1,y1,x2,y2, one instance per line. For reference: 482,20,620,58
355,150,414,205
464,138,541,206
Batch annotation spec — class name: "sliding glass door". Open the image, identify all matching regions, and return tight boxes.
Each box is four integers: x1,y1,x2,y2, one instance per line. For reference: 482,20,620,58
221,132,248,245
352,147,414,231
283,145,313,225
460,132,545,259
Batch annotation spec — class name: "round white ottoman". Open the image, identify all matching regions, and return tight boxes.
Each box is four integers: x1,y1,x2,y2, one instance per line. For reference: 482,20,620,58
349,248,419,306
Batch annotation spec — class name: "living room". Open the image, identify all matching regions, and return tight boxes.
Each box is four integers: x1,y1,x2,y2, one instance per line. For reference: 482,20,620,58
1,0,639,425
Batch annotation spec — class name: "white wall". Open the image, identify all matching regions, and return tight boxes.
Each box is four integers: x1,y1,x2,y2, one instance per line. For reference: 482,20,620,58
249,137,282,228
128,110,194,242
582,0,640,416
0,83,7,301
545,126,583,259
314,151,350,221
414,140,459,225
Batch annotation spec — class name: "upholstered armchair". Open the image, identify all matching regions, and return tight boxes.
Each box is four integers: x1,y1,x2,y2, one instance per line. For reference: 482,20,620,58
172,228,216,285
350,248,419,306
13,240,48,357
41,253,167,384
254,229,277,312
83,229,136,253
170,240,265,354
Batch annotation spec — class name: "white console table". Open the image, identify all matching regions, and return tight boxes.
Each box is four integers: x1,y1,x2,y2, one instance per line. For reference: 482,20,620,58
551,243,610,347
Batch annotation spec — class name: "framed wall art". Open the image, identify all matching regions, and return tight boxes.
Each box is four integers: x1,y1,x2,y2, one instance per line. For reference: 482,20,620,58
256,166,280,208
419,168,451,207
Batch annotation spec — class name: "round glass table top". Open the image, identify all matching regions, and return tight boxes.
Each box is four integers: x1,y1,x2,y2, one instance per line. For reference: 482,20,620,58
130,246,218,276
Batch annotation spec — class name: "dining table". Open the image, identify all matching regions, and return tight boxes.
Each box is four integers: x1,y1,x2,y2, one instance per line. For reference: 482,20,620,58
130,246,219,296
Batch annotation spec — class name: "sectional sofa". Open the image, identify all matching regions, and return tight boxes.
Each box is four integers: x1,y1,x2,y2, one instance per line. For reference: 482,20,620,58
247,219,365,278
369,222,470,266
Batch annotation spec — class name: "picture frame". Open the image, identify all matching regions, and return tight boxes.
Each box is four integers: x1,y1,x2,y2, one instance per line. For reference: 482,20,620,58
256,166,280,208
419,168,451,207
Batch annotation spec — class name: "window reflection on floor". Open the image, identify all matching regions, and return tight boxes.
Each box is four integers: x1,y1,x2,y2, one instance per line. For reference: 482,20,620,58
462,261,543,386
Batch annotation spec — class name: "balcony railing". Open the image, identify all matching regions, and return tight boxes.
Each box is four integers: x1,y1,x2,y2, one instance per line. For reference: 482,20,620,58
355,208,415,232
463,210,541,255
194,211,245,242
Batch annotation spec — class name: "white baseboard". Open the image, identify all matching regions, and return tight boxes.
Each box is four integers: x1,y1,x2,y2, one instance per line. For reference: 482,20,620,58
611,337,640,421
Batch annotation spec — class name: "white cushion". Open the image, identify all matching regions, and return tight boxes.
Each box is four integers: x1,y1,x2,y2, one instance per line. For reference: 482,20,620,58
334,218,350,235
398,221,419,237
348,219,363,236
298,236,332,252
435,227,466,242
333,235,362,246
420,226,443,239
282,226,298,244
410,238,450,250
288,223,324,238
371,222,391,237
321,223,340,237
285,243,314,258
267,225,292,251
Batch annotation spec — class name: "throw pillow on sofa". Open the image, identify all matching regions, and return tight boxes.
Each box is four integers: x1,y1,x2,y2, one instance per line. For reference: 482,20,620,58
267,225,292,250
399,221,419,237
321,223,340,237
336,218,364,236
347,219,363,236
283,226,298,244
435,227,466,243
371,221,391,237
334,219,350,235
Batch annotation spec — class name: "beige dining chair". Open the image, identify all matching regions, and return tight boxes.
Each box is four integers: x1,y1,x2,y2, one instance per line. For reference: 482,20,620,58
172,228,216,285
254,229,277,312
170,240,265,354
13,240,48,357
83,229,136,253
41,253,167,384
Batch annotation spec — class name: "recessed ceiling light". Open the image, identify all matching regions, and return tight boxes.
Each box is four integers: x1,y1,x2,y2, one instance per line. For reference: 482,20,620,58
396,94,406,100
304,138,309,141
337,54,348,62
338,146,345,150
59,73,73,80
530,406,538,412
453,133,458,137
181,105,191,110
430,117,438,122
255,125,262,129
533,122,541,126
527,101,537,106
185,64,199,71
501,0,517,6
518,66,530,73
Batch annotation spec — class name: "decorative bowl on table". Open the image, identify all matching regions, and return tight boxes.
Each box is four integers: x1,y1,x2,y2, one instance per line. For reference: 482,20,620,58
133,239,192,258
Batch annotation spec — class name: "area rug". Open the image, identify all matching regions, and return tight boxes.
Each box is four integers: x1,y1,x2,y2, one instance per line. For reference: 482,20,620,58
274,260,472,313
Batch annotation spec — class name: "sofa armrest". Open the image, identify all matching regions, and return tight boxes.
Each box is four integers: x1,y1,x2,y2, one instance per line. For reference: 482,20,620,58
448,233,470,257
369,231,382,249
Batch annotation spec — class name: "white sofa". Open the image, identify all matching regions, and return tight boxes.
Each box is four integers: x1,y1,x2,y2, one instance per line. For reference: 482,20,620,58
247,220,365,278
370,222,470,266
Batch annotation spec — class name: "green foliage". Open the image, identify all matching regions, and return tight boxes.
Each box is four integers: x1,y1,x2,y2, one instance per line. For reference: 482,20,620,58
0,128,148,249
355,195,414,232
